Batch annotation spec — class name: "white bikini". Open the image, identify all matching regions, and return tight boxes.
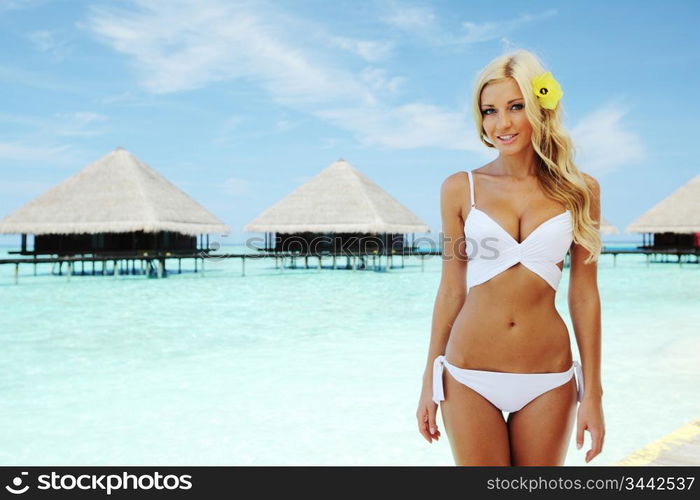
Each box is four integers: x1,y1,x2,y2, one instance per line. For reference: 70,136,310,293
432,169,584,412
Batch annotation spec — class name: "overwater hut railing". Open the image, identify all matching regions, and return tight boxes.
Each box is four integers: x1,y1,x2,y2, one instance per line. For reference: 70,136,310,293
1,245,698,284
0,246,434,284
0,249,215,284
602,246,700,266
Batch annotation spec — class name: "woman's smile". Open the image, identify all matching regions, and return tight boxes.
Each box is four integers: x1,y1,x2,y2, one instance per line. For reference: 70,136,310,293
497,133,518,144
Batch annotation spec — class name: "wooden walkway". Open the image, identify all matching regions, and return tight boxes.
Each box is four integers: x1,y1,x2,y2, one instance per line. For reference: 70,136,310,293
613,419,700,465
0,250,426,283
0,246,698,284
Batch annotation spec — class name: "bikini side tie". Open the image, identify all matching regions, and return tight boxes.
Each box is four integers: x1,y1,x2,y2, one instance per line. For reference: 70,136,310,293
432,355,446,404
573,360,585,402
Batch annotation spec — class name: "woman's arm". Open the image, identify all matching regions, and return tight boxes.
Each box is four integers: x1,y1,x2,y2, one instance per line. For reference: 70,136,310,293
568,173,605,463
568,173,603,399
421,173,468,388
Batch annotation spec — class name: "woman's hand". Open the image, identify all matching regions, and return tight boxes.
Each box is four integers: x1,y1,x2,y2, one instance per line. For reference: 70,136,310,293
416,389,441,443
576,396,605,463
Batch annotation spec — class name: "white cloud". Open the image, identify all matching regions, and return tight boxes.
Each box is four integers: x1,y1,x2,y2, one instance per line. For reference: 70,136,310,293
85,0,375,106
26,29,56,50
0,0,47,11
211,115,246,146
458,10,558,45
83,0,640,169
26,29,71,61
0,112,45,128
0,111,108,139
98,90,158,106
213,114,302,145
382,2,437,32
499,37,520,53
330,36,395,62
84,0,476,151
320,137,338,149
316,103,478,150
570,103,646,175
360,67,404,94
276,119,296,131
0,142,69,161
0,141,89,166
0,64,72,92
51,112,109,137
381,1,558,46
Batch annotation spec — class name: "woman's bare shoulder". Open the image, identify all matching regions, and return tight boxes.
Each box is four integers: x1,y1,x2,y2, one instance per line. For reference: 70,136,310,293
581,171,599,187
440,170,468,195
580,172,600,197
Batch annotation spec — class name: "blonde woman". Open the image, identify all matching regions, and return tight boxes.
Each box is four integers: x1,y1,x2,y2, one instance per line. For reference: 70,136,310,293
416,49,605,466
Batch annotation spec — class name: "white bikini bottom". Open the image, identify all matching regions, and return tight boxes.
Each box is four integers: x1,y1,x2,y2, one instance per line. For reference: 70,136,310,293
433,354,585,413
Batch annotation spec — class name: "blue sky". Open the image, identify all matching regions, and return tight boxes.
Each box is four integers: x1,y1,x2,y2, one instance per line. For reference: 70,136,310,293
1,0,698,246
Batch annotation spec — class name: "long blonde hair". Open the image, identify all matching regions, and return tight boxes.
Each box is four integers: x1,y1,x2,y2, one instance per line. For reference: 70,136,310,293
472,49,601,264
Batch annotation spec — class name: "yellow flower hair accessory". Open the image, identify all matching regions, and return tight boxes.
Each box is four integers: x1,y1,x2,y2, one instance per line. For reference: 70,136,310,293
531,72,563,110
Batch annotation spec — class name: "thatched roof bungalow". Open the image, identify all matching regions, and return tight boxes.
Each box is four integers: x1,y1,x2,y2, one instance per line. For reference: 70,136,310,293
0,147,230,256
600,216,619,236
244,158,430,254
625,172,700,249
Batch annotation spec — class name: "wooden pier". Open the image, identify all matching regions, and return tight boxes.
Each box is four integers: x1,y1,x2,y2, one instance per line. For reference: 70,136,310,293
0,249,429,284
0,251,212,284
0,246,698,284
602,247,700,266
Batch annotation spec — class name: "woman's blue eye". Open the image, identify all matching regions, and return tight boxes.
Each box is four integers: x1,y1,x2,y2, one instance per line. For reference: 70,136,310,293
482,103,523,115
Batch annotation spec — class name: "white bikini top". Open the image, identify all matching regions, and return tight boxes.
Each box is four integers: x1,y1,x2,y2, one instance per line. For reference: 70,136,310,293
465,169,573,291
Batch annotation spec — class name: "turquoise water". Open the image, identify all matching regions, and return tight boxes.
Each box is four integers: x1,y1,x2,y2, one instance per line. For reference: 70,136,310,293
0,244,698,465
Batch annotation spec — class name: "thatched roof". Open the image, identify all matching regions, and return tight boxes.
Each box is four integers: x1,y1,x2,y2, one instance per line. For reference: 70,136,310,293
0,147,230,236
600,216,618,235
625,173,700,234
244,158,430,233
